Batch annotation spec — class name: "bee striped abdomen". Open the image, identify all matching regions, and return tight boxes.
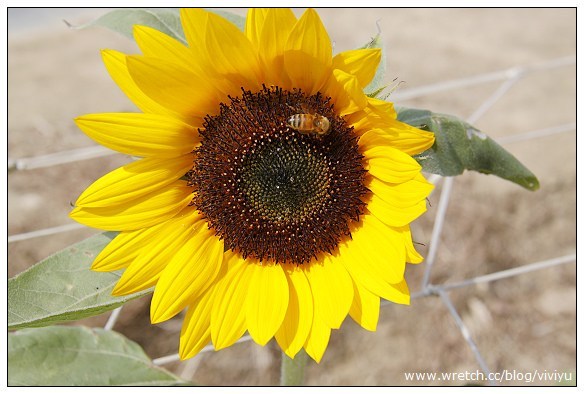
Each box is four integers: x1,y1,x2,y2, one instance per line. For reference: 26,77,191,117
287,113,330,136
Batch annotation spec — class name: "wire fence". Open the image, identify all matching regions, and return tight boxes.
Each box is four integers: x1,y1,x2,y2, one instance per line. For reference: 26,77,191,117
8,55,576,385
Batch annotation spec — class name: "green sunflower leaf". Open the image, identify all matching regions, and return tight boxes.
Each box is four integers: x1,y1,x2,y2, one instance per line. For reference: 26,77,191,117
8,232,150,330
67,8,186,44
397,107,540,191
8,326,187,386
68,8,246,44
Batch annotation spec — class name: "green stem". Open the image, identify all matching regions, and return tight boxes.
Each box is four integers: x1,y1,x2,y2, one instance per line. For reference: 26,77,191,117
280,349,309,386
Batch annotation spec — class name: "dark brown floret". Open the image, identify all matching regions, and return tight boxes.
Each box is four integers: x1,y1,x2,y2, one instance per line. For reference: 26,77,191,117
187,86,368,264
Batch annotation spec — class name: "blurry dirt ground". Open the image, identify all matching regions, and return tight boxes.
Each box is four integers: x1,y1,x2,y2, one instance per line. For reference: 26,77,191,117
8,8,576,386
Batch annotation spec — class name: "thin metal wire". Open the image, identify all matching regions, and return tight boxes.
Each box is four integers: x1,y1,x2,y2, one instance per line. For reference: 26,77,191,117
465,70,525,125
392,55,575,101
436,253,576,293
421,176,454,289
7,223,87,243
152,335,255,366
425,173,443,186
104,306,123,331
152,353,182,366
437,289,495,386
8,145,115,171
407,254,575,301
496,122,576,145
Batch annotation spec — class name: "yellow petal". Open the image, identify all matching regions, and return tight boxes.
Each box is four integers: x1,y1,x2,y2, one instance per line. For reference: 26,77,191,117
360,121,435,157
286,8,331,69
383,279,410,305
150,226,224,323
346,214,406,285
368,97,398,119
179,286,216,360
180,8,209,56
384,121,436,156
347,98,398,135
369,173,434,207
126,55,219,120
366,193,427,227
324,69,368,117
70,181,193,231
92,208,196,272
74,113,198,158
303,315,331,363
332,48,381,88
245,261,289,346
211,254,251,350
283,9,332,95
258,9,297,76
275,266,313,359
204,11,262,90
349,281,380,331
283,50,330,95
358,128,394,151
338,237,410,305
335,215,411,305
91,231,144,272
347,106,392,136
259,9,297,54
400,225,425,264
245,8,269,47
75,156,193,208
367,173,434,227
133,25,201,74
180,256,229,360
101,49,173,116
305,255,353,329
363,145,421,183
111,210,203,296
180,7,260,95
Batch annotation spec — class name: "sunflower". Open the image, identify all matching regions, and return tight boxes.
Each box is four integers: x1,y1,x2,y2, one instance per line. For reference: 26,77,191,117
71,8,435,363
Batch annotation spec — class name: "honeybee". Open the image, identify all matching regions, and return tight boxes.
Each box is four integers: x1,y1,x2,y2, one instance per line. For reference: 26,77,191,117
287,112,330,137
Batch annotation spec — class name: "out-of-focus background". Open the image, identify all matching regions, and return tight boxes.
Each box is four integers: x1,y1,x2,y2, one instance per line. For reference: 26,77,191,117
8,8,576,386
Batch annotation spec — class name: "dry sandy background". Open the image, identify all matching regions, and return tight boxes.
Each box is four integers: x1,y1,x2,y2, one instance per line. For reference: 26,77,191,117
8,8,576,386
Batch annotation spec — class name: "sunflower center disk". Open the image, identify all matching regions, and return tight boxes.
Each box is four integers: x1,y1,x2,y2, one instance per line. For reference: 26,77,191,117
239,137,330,222
189,86,368,265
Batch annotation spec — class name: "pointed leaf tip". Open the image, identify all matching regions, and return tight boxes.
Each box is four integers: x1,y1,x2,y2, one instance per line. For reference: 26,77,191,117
397,107,540,191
